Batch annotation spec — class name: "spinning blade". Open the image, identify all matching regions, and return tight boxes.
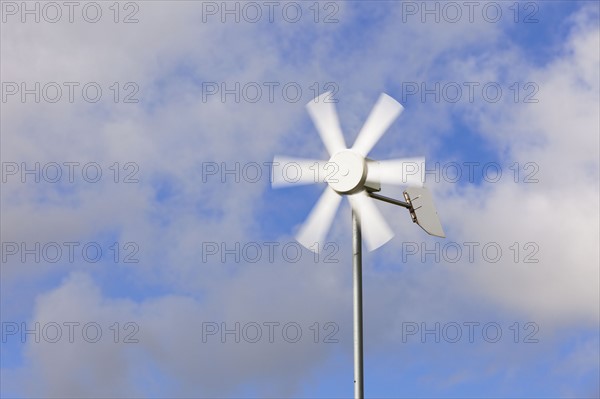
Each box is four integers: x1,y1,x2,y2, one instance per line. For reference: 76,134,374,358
366,157,425,187
296,186,343,251
348,191,394,251
272,156,328,188
352,93,404,157
306,92,347,156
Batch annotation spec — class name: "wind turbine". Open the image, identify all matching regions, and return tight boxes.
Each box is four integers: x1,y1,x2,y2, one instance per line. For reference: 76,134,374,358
272,92,445,398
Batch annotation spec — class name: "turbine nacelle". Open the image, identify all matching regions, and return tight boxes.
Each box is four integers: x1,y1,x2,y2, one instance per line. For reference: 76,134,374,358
326,151,383,194
327,150,367,194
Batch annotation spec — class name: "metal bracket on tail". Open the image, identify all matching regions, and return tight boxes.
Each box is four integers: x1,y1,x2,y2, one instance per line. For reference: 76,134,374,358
367,191,411,209
367,187,445,238
403,187,445,238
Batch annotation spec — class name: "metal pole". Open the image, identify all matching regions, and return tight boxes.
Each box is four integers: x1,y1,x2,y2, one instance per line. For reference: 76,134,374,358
352,210,364,399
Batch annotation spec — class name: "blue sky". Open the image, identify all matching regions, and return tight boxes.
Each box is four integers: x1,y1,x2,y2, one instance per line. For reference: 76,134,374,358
1,1,599,398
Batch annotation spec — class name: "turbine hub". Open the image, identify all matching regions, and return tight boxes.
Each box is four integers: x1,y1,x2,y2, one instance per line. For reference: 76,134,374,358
327,150,366,194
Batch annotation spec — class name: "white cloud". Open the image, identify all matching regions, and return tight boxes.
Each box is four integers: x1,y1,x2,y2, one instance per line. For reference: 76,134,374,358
437,4,600,326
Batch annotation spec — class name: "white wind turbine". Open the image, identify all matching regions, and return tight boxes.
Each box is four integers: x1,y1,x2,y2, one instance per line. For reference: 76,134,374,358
272,92,445,398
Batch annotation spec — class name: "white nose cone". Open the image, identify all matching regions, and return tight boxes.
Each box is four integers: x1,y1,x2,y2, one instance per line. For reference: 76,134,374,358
327,150,366,194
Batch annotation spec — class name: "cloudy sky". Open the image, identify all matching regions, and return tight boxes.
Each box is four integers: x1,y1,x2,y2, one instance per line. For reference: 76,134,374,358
1,1,599,397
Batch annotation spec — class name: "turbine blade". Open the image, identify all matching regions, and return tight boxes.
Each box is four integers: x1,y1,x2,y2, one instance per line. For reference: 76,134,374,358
366,157,425,187
348,191,394,251
272,156,328,188
296,186,342,252
306,92,347,156
352,93,404,156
